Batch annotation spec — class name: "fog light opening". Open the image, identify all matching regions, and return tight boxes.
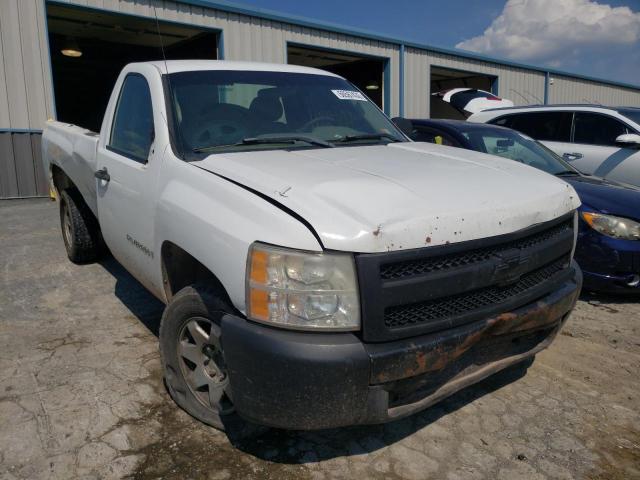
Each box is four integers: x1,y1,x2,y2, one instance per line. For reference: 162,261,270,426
626,274,640,288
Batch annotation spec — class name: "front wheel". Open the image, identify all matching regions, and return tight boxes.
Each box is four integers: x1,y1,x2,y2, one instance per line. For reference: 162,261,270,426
159,285,236,429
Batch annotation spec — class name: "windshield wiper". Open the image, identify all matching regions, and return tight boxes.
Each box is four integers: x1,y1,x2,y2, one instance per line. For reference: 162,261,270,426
554,170,581,177
332,133,402,144
193,135,334,153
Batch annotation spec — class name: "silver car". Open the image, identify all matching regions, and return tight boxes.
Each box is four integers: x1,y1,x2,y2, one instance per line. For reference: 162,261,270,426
469,105,640,188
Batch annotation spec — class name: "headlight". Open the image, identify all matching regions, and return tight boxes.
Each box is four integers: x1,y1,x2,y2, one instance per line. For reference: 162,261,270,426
246,243,360,331
581,212,640,240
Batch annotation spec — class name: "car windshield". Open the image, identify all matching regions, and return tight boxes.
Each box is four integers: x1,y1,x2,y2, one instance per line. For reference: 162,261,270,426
618,109,640,127
167,70,405,158
456,125,578,175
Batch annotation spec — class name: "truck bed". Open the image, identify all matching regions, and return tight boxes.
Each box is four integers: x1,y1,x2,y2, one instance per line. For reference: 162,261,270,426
42,121,100,216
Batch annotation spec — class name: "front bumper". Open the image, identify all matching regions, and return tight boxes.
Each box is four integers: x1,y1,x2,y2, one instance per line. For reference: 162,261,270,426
222,262,582,430
575,227,640,293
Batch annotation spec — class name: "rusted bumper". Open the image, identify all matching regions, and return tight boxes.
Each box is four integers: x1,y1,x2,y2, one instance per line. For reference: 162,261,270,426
222,262,582,430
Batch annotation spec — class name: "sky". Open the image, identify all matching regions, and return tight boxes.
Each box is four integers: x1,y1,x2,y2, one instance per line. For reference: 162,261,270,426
215,0,640,86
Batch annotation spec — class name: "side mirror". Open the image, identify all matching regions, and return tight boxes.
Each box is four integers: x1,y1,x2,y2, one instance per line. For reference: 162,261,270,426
615,133,640,149
392,117,414,138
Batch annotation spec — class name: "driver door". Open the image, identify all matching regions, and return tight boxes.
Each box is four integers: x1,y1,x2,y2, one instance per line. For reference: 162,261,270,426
96,72,162,293
566,112,640,186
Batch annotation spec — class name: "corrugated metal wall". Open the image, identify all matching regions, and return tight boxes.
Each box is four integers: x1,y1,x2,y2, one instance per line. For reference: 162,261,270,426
1,0,640,198
54,0,400,116
403,48,547,118
548,75,640,106
0,0,52,197
0,0,54,130
0,131,47,198
1,0,639,131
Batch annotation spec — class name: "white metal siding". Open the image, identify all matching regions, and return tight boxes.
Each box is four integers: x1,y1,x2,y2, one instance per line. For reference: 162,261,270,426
1,0,639,132
404,48,547,118
51,0,400,116
0,0,53,130
548,75,640,106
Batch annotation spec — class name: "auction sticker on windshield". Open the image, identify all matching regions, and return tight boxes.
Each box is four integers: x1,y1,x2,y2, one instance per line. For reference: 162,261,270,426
332,90,367,101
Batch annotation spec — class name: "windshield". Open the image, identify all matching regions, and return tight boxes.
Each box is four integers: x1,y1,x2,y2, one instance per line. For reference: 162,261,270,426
167,70,406,158
457,125,578,175
618,109,640,127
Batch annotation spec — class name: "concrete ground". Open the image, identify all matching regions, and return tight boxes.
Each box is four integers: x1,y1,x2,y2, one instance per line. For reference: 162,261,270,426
0,198,638,480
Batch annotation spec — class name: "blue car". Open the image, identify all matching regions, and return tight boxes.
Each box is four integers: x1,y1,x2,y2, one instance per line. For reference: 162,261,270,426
400,118,640,294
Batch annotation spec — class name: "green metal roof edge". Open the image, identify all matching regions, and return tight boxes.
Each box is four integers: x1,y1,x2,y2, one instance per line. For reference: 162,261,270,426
180,0,640,91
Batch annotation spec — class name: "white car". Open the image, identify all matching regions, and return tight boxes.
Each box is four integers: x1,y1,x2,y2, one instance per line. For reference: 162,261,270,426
42,60,582,432
469,105,640,188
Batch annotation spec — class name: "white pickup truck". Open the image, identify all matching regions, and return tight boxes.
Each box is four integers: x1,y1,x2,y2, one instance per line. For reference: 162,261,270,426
43,60,582,431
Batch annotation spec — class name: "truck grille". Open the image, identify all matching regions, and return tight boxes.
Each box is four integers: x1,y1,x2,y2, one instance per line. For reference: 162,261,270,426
380,220,572,280
355,213,575,342
385,255,569,329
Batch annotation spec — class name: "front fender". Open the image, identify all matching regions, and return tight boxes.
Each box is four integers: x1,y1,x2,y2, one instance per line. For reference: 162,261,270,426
153,154,322,311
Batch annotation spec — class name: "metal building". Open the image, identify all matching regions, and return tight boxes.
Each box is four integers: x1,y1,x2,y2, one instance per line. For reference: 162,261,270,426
1,0,640,198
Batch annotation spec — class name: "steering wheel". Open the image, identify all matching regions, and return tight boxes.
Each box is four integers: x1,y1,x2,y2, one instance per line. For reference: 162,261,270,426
297,116,335,132
191,120,248,148
189,104,250,148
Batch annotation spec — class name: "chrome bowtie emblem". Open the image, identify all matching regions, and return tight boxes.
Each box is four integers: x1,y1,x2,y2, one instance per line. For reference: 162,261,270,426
493,249,530,286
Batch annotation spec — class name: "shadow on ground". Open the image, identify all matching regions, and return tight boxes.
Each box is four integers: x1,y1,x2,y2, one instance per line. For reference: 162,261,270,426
99,256,165,336
579,290,640,310
232,361,530,465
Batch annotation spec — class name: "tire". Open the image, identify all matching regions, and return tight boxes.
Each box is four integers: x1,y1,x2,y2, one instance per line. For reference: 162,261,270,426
59,189,104,264
160,284,247,433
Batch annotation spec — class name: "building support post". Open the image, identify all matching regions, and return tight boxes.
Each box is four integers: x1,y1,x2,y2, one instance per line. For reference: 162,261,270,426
544,71,550,105
399,44,405,117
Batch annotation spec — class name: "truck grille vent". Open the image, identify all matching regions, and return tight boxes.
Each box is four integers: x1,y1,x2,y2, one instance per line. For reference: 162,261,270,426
380,219,572,280
384,255,569,329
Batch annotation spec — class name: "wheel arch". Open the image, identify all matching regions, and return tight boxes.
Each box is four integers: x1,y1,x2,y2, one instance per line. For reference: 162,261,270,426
51,164,75,195
160,241,236,310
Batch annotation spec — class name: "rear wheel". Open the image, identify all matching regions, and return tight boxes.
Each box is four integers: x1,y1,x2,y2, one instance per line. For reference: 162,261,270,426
59,189,104,264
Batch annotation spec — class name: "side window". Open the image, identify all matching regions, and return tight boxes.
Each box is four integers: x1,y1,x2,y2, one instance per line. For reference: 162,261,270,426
412,128,460,147
573,112,629,146
109,74,155,163
492,112,572,142
492,116,516,129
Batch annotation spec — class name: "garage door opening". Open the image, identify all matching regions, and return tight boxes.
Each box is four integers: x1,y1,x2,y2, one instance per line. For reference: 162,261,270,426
287,44,386,111
430,66,496,119
47,4,219,132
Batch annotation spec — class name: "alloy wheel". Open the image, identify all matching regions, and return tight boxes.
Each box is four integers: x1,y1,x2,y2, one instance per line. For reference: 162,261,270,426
177,317,233,414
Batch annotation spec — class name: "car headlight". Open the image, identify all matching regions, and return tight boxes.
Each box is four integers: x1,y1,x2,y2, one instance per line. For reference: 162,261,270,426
246,243,360,331
581,212,640,240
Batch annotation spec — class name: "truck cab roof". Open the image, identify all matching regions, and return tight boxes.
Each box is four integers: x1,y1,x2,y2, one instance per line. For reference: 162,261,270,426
144,59,341,76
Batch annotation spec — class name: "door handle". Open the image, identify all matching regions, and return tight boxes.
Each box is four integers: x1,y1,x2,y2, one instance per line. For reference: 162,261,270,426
562,152,583,160
94,167,110,182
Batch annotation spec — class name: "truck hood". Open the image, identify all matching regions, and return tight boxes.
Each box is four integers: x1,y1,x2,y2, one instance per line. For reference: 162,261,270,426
194,142,580,253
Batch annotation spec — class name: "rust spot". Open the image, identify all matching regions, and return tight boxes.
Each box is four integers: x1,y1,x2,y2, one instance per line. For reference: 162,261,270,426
372,225,382,237
416,351,427,371
496,312,518,323
371,285,579,385
425,236,432,244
